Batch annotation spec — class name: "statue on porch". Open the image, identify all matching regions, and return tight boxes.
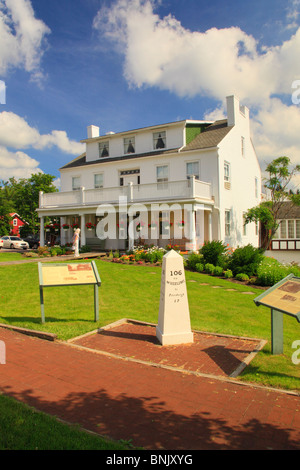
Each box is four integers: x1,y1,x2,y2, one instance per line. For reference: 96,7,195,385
72,228,80,257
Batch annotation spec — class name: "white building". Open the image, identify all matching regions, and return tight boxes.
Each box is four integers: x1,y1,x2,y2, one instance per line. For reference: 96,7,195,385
37,95,261,251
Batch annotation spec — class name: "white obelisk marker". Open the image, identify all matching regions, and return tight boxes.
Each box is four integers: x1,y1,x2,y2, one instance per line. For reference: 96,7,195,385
156,250,194,346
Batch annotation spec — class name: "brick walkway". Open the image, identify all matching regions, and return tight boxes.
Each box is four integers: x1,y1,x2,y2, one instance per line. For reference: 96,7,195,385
1,323,300,450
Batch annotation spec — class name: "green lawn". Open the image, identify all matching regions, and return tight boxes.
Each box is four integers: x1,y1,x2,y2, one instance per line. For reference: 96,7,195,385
0,394,130,450
0,257,300,393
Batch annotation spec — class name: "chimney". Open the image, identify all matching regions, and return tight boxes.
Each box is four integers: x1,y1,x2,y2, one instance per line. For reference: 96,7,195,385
87,125,100,139
226,95,249,127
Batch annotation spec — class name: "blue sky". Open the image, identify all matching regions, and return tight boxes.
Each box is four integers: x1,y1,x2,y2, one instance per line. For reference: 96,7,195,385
1,0,300,186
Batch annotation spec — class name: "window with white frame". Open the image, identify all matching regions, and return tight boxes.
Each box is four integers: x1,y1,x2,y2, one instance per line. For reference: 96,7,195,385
153,131,166,150
255,177,259,198
13,218,18,226
124,136,135,154
72,176,81,190
99,141,109,158
224,161,231,189
274,219,300,239
241,136,245,156
94,173,104,189
156,165,168,189
186,161,200,180
225,210,231,236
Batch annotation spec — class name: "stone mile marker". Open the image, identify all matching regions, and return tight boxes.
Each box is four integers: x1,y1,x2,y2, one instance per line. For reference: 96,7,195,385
156,249,194,346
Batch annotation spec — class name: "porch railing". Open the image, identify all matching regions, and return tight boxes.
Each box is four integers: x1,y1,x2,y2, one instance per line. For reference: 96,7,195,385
39,177,213,209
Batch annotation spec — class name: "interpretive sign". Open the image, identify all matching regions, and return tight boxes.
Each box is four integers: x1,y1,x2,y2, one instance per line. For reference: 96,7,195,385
38,262,101,323
156,250,194,345
254,274,300,354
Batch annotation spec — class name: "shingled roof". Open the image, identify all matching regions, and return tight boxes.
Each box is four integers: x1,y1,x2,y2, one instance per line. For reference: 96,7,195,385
181,119,233,152
276,201,300,219
60,119,233,170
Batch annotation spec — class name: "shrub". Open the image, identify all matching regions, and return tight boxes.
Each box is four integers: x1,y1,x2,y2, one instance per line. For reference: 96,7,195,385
205,263,215,275
224,269,233,278
195,263,204,272
257,258,300,286
235,273,249,282
227,244,264,276
213,266,224,276
80,245,91,253
186,253,204,271
200,240,228,267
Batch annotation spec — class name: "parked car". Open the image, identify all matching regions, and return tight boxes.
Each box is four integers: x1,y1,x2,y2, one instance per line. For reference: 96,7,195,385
0,237,4,248
0,236,29,250
23,234,50,249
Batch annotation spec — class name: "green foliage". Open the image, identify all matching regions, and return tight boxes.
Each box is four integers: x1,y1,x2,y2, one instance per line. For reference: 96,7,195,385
186,253,203,271
1,174,57,233
224,269,233,279
257,258,300,286
200,240,228,267
195,263,204,273
80,245,91,253
227,244,264,276
235,273,250,281
204,263,215,275
213,266,224,276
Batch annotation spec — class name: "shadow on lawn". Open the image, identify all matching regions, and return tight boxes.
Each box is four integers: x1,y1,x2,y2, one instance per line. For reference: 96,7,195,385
0,316,93,324
1,384,299,450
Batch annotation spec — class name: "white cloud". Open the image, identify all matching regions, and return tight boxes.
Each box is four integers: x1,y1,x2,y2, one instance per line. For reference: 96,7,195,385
0,111,85,181
0,0,50,83
94,0,300,187
0,145,42,180
0,111,85,154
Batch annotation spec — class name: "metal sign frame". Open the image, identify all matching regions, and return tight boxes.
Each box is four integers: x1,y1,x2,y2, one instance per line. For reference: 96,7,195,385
38,261,101,323
254,274,300,354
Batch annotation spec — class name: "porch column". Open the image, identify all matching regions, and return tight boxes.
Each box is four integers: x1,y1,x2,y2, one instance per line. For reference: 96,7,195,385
80,214,86,247
208,211,212,241
189,206,197,252
40,217,45,247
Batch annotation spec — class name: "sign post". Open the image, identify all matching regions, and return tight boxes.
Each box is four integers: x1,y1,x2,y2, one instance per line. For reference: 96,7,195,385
254,274,300,355
38,261,101,323
156,249,193,346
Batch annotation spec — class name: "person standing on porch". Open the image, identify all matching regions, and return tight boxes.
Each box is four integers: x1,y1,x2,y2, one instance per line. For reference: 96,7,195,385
72,228,80,257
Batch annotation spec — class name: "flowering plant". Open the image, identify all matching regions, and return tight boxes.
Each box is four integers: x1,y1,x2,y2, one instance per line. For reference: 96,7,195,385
71,223,79,229
86,222,95,229
62,224,69,229
177,220,185,227
148,222,157,228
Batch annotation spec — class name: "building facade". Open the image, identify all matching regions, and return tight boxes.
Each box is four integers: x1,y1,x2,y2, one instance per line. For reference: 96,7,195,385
37,95,261,251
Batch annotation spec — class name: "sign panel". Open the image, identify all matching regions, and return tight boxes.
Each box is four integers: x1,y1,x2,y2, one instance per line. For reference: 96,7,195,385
254,274,300,322
38,261,101,323
39,262,100,287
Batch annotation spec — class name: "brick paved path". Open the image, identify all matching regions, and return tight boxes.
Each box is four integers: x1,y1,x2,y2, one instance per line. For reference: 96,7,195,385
1,325,300,450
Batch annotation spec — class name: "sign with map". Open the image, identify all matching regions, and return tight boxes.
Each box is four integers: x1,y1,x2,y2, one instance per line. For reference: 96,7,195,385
38,261,101,323
39,262,101,287
254,274,300,322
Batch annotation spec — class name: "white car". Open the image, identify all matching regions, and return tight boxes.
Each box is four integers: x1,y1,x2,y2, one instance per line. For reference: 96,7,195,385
0,236,29,250
0,237,4,248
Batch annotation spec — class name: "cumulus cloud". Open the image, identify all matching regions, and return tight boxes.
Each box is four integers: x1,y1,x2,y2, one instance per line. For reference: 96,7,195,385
94,0,300,186
0,0,50,83
0,145,42,180
0,111,85,154
0,112,85,181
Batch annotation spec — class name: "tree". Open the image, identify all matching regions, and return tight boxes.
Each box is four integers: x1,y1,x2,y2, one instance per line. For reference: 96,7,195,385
1,173,57,234
245,157,300,250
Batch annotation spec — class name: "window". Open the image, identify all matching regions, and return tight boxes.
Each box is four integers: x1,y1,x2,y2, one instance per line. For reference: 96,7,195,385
153,131,166,149
99,141,109,158
288,220,295,239
276,219,300,239
243,212,247,236
72,177,81,191
241,136,245,156
225,210,231,236
279,220,287,238
124,137,135,154
94,174,103,189
296,220,300,238
255,177,259,198
156,165,168,189
224,162,230,182
13,218,18,226
186,161,200,180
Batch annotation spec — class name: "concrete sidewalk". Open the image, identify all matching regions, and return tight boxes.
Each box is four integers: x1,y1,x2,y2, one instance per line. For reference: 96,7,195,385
0,323,300,450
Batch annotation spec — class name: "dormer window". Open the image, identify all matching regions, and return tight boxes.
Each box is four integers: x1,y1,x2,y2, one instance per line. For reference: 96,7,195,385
153,131,166,149
99,141,109,158
124,137,135,154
